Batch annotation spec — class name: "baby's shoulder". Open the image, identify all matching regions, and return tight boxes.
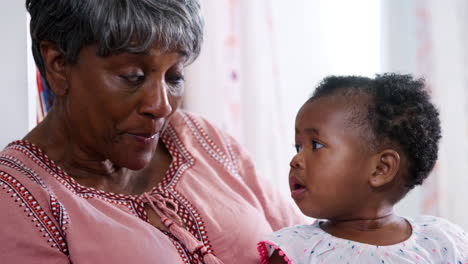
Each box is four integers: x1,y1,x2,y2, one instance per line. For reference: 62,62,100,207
412,215,467,237
412,215,468,244
411,215,468,260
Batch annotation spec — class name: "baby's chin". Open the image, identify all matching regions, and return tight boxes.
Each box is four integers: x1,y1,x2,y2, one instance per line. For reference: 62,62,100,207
295,202,334,220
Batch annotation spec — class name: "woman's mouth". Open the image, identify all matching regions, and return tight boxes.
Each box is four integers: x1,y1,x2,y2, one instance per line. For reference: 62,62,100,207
129,132,159,145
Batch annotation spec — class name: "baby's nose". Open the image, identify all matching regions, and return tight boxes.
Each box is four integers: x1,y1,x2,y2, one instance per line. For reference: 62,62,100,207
290,153,305,169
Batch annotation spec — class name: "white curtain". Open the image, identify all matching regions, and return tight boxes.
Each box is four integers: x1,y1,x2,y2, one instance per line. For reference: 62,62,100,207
184,0,291,194
379,0,468,229
415,0,468,229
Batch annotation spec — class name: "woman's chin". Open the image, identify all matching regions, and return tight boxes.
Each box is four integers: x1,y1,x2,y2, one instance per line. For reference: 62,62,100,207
109,140,157,171
124,161,149,171
110,151,153,171
123,156,153,171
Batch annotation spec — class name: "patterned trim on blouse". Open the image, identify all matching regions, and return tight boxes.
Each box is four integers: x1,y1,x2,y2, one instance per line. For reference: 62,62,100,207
50,195,69,232
0,171,69,254
0,154,46,187
0,153,70,248
155,121,215,258
181,111,244,183
5,141,143,217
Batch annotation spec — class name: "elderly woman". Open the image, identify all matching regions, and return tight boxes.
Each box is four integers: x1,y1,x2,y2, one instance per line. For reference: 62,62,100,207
0,0,302,263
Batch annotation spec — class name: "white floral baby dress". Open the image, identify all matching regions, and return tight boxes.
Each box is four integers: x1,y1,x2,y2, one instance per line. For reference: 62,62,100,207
258,216,468,264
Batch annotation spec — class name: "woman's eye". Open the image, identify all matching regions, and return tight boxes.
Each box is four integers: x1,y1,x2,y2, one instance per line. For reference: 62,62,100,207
167,74,185,85
166,74,185,95
121,74,145,85
294,144,303,153
312,141,324,150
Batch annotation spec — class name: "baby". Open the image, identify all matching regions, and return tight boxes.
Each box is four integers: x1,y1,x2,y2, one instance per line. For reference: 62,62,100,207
258,74,468,263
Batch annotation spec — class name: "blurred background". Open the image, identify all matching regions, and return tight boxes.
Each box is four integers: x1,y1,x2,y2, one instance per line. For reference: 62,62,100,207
1,0,467,229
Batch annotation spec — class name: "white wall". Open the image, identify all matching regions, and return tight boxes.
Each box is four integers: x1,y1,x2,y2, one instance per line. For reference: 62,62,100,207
429,0,468,230
0,2,31,148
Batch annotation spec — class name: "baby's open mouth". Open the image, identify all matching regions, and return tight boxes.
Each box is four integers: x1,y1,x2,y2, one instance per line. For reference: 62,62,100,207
289,176,307,199
292,183,306,191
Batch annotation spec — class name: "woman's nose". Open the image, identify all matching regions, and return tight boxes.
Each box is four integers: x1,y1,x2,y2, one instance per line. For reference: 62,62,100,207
290,152,305,169
139,81,173,119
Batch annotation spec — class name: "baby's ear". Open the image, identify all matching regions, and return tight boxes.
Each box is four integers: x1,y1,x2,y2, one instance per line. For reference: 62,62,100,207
369,149,400,188
39,41,69,96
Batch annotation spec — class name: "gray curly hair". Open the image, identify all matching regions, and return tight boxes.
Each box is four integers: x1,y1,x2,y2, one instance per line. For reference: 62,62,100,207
27,0,204,78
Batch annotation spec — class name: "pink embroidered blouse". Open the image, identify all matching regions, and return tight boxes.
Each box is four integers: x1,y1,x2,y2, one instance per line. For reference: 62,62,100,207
0,111,303,263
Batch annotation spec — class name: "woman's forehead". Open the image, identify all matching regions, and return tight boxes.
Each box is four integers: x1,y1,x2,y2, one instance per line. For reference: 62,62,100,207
77,44,187,66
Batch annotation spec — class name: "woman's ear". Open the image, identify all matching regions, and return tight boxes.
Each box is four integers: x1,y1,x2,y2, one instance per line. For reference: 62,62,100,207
369,149,400,188
39,41,69,96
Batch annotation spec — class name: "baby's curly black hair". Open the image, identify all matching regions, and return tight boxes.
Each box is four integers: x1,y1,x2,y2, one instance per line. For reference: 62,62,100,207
308,73,441,191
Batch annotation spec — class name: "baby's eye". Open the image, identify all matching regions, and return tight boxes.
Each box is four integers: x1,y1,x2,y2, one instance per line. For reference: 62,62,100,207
311,140,324,150
294,144,303,153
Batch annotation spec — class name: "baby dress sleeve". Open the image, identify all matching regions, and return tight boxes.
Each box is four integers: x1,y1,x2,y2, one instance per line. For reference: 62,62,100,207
258,225,320,264
438,217,468,261
415,215,468,262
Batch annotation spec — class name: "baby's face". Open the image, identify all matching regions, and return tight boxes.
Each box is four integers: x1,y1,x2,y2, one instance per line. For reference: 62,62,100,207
290,95,377,219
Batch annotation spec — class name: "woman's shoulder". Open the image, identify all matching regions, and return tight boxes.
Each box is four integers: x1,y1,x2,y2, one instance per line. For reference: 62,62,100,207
0,141,70,254
169,110,222,132
0,140,50,188
0,140,66,217
0,140,57,204
167,110,245,160
168,110,230,143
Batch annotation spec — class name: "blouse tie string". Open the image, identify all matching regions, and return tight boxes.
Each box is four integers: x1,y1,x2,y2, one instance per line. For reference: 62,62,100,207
141,192,223,264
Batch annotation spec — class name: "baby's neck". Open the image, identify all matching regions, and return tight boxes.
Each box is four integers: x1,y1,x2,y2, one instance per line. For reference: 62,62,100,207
320,213,412,246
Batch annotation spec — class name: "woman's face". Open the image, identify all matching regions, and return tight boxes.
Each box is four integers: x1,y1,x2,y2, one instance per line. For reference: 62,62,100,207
61,45,186,170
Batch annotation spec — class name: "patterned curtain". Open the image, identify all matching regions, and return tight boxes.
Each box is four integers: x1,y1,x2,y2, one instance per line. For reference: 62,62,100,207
184,0,291,194
414,0,468,229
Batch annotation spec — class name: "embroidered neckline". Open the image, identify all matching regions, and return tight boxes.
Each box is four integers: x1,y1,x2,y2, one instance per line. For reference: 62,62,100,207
5,124,187,215
5,112,217,263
